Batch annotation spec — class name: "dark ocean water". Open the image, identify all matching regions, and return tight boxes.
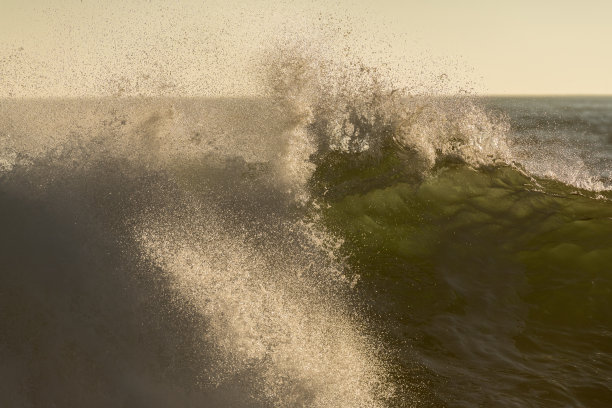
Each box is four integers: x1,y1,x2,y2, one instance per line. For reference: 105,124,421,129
0,96,610,407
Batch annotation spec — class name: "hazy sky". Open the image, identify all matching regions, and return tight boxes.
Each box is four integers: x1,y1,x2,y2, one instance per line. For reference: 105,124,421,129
1,0,611,96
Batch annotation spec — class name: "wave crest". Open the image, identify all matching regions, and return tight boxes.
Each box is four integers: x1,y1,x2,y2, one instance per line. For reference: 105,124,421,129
263,45,512,187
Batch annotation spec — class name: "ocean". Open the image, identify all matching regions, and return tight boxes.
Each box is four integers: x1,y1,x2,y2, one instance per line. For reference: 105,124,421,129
0,93,610,407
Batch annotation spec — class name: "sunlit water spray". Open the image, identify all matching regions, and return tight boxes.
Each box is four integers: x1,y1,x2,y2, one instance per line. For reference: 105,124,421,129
0,37,610,408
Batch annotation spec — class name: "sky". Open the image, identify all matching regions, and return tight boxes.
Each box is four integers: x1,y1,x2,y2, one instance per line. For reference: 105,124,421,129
1,0,611,97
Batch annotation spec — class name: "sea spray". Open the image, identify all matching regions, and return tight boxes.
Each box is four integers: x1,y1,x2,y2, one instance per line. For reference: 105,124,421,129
1,40,611,408
133,188,396,407
261,43,512,195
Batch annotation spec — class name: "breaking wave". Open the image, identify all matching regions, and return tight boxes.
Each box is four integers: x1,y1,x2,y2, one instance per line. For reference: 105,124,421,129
0,43,610,407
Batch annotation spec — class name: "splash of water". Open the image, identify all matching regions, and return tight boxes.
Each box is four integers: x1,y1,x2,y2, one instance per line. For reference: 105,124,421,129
261,44,511,193
134,194,395,407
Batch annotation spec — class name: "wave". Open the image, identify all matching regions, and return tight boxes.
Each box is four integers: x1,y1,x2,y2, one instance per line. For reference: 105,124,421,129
263,47,510,188
0,94,401,406
1,50,608,195
261,46,610,194
0,43,611,407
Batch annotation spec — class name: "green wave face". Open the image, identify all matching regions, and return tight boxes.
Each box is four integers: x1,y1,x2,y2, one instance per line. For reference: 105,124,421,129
318,161,612,406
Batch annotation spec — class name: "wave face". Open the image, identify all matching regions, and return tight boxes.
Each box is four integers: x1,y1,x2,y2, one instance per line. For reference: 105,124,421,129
0,65,611,406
